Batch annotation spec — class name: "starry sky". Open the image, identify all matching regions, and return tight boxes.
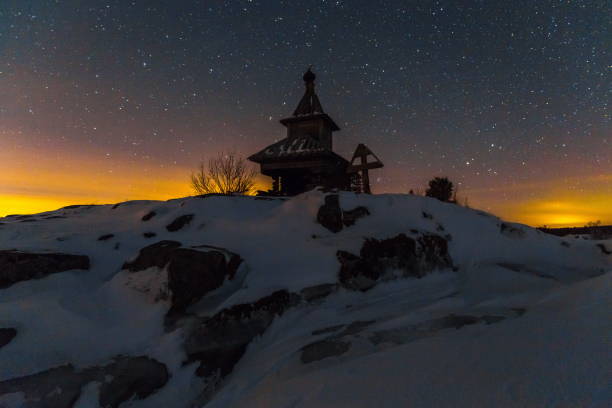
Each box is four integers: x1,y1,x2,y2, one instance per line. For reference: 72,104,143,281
1,0,610,226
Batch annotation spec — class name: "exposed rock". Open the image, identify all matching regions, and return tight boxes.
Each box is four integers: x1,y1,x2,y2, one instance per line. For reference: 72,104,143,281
312,324,344,336
300,283,338,302
496,262,558,280
316,194,371,233
422,211,433,220
98,356,169,408
342,206,370,227
301,320,374,363
143,232,157,238
61,204,98,210
0,364,85,408
500,222,525,238
142,211,156,221
0,356,168,408
184,283,340,387
122,240,182,271
123,240,242,315
0,328,17,349
185,290,300,378
337,233,453,291
370,314,508,346
416,234,453,270
166,214,194,232
336,250,379,291
98,233,114,241
596,243,611,255
339,320,375,336
317,195,343,233
301,339,351,363
111,202,122,209
0,251,90,289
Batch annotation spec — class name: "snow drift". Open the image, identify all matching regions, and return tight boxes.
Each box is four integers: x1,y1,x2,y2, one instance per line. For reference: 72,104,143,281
0,191,610,407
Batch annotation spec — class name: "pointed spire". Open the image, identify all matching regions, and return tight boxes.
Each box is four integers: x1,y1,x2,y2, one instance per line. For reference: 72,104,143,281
293,67,324,116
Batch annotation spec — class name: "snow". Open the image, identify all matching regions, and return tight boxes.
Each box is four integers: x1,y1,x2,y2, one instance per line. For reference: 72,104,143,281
0,191,610,407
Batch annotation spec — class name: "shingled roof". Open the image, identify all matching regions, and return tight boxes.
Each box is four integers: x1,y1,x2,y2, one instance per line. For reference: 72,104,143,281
249,135,325,162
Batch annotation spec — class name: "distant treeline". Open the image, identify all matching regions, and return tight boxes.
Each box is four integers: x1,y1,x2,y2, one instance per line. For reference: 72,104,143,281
538,225,612,238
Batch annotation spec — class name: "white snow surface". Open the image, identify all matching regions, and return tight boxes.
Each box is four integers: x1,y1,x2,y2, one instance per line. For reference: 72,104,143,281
0,191,610,407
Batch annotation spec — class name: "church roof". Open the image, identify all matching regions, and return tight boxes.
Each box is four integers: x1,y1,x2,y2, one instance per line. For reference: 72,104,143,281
248,135,347,163
278,67,340,131
293,68,324,116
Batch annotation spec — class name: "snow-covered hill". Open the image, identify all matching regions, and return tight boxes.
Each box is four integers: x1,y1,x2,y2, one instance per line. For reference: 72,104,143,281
0,191,610,407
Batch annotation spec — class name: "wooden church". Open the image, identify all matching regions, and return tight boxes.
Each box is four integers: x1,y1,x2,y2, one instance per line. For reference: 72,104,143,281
249,68,383,196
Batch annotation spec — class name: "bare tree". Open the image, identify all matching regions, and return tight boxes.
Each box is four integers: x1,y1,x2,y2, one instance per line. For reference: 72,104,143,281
191,152,256,195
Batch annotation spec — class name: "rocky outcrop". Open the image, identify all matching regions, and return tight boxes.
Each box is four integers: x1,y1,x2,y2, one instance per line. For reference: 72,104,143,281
317,195,343,232
337,233,453,291
98,356,169,408
302,313,517,364
0,251,90,289
0,364,83,408
123,241,242,315
142,211,156,221
0,356,168,408
317,194,370,233
185,290,300,378
97,233,114,241
184,281,342,386
342,206,370,227
0,328,17,349
301,339,351,363
166,214,194,232
596,243,611,255
500,222,525,238
301,321,373,363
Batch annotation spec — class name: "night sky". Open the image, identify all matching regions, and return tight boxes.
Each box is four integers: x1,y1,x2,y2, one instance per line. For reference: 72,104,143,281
1,0,610,226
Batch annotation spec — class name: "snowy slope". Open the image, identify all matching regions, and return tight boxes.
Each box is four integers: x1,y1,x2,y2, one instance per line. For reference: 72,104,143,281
0,191,610,407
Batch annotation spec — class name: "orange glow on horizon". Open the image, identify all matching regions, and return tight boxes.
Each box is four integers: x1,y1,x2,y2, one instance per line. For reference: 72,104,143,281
463,175,612,228
1,144,609,227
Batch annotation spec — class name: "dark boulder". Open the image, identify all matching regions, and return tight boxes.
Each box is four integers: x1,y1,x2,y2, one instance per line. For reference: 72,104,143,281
0,356,168,408
142,211,156,221
300,283,338,302
596,243,611,255
185,290,300,378
337,233,453,291
342,206,370,227
0,251,90,289
500,222,525,238
316,194,371,233
317,195,343,233
337,250,380,291
98,233,114,241
0,365,85,408
301,339,351,363
0,328,17,349
98,356,169,408
143,232,157,238
123,241,242,315
122,240,182,271
166,214,194,232
301,320,374,363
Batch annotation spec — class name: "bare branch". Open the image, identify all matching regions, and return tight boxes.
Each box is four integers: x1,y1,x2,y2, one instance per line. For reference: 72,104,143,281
191,151,256,195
